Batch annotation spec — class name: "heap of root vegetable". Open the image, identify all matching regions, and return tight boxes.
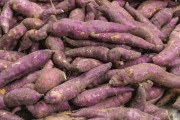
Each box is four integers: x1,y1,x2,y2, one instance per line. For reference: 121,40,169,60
0,0,180,120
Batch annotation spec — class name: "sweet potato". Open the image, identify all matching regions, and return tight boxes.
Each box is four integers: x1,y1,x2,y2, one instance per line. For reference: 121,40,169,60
137,0,168,18
173,96,180,111
118,54,154,69
161,17,179,41
85,2,97,21
72,85,133,107
109,63,180,88
0,50,24,62
30,42,39,53
112,0,125,6
107,47,141,63
48,18,131,39
75,0,92,8
0,59,12,72
95,11,108,21
0,94,6,109
70,107,160,120
4,88,42,107
0,1,13,33
55,0,76,13
153,24,180,66
167,57,180,67
0,50,52,87
170,65,180,76
35,68,66,94
3,70,41,92
72,57,103,73
27,101,71,118
130,84,146,111
43,60,54,69
64,37,131,49
90,33,155,50
0,110,23,120
45,36,64,51
69,8,85,21
150,8,172,28
146,87,164,103
140,80,153,91
45,63,112,104
88,75,106,88
65,46,109,62
23,83,35,90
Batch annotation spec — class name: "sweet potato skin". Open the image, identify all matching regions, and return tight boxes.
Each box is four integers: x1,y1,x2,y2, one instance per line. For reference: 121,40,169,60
69,8,85,21
45,36,64,51
35,68,67,94
0,50,52,87
0,94,6,109
0,110,23,120
4,88,42,107
45,63,112,103
170,65,180,76
173,96,180,111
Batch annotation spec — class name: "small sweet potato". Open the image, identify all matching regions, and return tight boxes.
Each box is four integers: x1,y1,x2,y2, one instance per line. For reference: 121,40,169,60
0,59,12,72
0,50,52,87
85,2,97,21
65,46,109,62
170,65,180,76
35,68,66,94
69,8,85,21
0,110,23,120
4,88,42,107
95,11,108,21
23,83,35,90
27,101,71,118
45,63,112,104
140,80,153,91
173,96,180,111
72,57,103,73
167,57,180,67
146,87,164,103
45,36,64,51
109,63,180,88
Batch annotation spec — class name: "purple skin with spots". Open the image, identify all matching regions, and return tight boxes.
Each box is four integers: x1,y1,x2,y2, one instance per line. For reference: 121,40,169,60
112,0,125,6
4,88,42,107
109,63,180,88
44,63,112,104
3,70,41,92
75,0,92,8
48,18,131,39
153,24,180,66
91,33,155,50
0,94,6,109
55,0,75,13
0,50,25,62
72,57,103,73
173,96,180,111
69,8,85,21
0,2,13,33
161,17,179,40
70,107,160,120
23,83,35,90
43,60,54,69
0,50,52,87
26,101,71,118
21,18,44,30
146,87,164,102
107,47,141,63
118,54,154,69
0,59,12,72
45,36,64,51
0,110,23,120
85,2,97,21
88,75,106,88
150,8,172,28
170,65,180,76
72,85,133,107
64,37,131,49
65,46,109,62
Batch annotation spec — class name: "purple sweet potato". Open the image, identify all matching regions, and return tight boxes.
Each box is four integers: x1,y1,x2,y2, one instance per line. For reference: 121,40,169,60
137,0,168,18
64,37,131,49
75,0,92,8
150,8,172,28
4,88,42,107
65,46,109,62
69,8,85,21
48,18,131,39
0,94,6,109
0,50,25,62
23,83,35,90
45,36,64,51
55,0,76,13
167,57,180,67
95,11,108,21
88,75,106,88
0,50,52,87
161,17,179,40
140,80,153,91
70,107,160,120
170,65,180,76
130,84,146,111
112,0,125,6
118,54,154,69
107,47,141,63
43,60,54,69
3,70,41,92
0,59,12,72
45,63,112,104
72,85,133,107
72,57,103,73
153,24,180,66
35,68,66,94
0,1,13,33
109,63,180,88
146,87,164,103
21,18,44,29
85,2,97,21
26,101,71,118
0,110,23,120
90,33,155,50
30,42,39,53
173,96,180,111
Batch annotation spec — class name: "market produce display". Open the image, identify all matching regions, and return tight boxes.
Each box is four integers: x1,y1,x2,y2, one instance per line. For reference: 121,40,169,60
0,0,180,120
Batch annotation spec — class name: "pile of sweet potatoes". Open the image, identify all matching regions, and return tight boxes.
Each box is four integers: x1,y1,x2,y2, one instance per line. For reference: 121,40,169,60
0,0,180,119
